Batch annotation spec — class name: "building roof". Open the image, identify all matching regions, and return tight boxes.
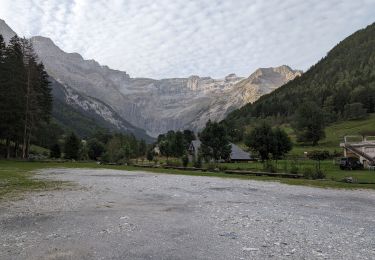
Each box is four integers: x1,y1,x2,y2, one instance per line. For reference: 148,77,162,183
189,140,251,160
230,143,251,160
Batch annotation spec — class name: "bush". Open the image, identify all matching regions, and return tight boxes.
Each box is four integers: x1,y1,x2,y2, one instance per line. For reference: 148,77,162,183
290,166,299,174
193,154,203,168
181,153,189,167
303,167,313,179
206,162,218,172
166,159,181,167
312,169,326,179
290,161,299,174
50,144,61,158
263,161,277,173
303,167,326,179
218,165,228,172
308,150,330,161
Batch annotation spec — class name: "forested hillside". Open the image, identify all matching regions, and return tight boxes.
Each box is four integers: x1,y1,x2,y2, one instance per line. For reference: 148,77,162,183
224,22,375,131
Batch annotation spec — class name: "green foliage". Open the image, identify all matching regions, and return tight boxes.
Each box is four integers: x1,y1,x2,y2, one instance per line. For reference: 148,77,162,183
263,161,277,173
290,160,299,174
183,130,196,147
49,143,61,159
157,130,192,158
293,102,325,145
199,120,231,161
87,139,105,161
272,127,293,159
146,149,154,161
193,154,203,168
166,159,181,167
0,35,52,159
343,103,367,120
303,167,313,179
206,162,218,171
64,133,80,160
218,165,228,172
313,169,326,179
100,133,145,163
308,150,331,161
181,153,189,167
245,122,274,161
308,150,331,171
245,122,292,161
223,23,375,138
78,142,89,161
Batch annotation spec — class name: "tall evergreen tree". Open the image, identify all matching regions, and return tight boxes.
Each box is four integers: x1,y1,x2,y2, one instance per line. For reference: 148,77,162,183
64,133,81,160
2,36,26,158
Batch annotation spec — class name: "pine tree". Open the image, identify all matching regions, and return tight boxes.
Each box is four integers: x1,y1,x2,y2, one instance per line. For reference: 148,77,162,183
64,133,81,160
2,36,26,158
0,35,7,145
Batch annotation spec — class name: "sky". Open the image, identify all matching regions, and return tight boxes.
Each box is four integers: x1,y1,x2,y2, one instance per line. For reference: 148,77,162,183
1,0,375,79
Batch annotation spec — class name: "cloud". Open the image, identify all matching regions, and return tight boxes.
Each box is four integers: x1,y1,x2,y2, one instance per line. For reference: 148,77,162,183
0,0,374,78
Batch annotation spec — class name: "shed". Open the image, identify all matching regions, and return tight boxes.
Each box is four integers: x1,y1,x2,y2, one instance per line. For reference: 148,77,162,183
188,140,251,162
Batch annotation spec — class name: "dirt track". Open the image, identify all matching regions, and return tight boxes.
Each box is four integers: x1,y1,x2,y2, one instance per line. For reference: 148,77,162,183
1,168,375,259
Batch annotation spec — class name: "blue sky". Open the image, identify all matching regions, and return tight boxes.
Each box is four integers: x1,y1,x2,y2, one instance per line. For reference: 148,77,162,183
1,0,375,79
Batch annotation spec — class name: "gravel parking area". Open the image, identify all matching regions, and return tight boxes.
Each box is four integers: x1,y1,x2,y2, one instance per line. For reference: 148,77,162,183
1,168,375,259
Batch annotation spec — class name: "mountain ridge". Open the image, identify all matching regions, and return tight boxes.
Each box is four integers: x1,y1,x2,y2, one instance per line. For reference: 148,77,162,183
0,19,301,136
223,22,375,132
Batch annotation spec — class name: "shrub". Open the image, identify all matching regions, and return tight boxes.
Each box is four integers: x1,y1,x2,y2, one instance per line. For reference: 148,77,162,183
181,153,189,167
206,162,218,172
166,159,181,167
193,154,203,168
312,169,326,179
263,161,277,173
302,167,325,179
308,150,330,161
50,144,61,158
218,165,228,172
303,167,313,179
290,160,299,174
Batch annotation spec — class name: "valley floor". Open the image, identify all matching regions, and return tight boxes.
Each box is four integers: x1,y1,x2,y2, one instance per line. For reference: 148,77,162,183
1,168,375,259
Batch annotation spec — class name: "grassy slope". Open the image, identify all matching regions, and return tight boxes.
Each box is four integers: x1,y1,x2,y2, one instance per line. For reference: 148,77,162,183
283,114,375,156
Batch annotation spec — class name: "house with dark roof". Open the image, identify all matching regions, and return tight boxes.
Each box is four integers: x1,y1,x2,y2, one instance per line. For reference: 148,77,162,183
188,140,252,162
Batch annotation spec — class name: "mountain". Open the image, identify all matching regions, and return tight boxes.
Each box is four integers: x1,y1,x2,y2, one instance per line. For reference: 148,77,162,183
51,78,152,141
28,35,300,136
0,19,152,141
0,19,301,137
0,19,15,43
224,22,375,128
185,66,302,130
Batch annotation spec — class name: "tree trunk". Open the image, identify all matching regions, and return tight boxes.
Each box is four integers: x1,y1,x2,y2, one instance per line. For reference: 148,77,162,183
22,69,30,159
6,138,11,159
26,129,32,159
14,141,19,158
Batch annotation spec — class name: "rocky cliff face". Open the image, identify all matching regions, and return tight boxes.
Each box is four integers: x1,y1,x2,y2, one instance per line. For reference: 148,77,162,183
0,19,16,42
0,19,302,137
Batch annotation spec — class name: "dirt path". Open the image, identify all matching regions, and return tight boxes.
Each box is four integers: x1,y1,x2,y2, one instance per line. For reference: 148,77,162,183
1,168,375,259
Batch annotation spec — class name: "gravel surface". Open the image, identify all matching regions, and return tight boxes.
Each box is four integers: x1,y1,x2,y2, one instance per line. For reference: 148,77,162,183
1,168,375,260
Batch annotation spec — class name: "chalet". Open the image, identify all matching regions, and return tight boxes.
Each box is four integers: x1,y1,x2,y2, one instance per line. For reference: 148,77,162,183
188,140,252,162
340,136,375,168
